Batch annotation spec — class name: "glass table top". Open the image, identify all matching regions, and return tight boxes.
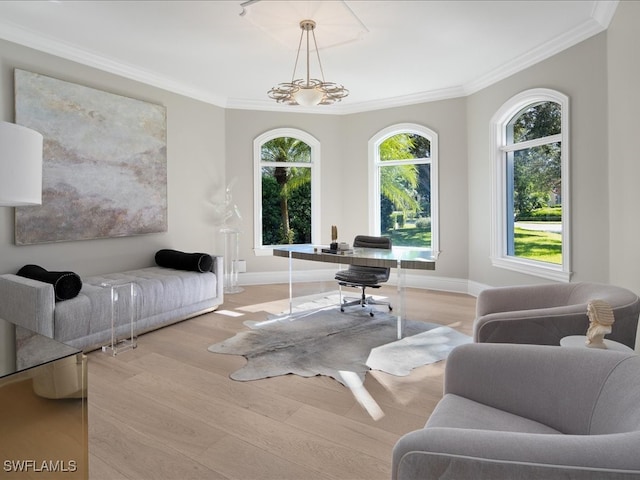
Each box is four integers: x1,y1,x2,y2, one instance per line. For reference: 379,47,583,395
0,316,80,378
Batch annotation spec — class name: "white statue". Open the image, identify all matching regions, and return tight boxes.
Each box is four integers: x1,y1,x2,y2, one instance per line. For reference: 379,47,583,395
585,299,615,349
222,180,242,229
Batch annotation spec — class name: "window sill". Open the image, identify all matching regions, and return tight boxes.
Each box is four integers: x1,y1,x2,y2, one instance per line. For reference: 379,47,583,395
254,247,274,257
491,256,571,282
254,244,315,257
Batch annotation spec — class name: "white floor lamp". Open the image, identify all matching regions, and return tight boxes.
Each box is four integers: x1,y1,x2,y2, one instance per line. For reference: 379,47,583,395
0,121,43,375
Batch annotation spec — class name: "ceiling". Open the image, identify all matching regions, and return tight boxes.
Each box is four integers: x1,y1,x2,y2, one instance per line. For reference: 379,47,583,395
0,1,618,115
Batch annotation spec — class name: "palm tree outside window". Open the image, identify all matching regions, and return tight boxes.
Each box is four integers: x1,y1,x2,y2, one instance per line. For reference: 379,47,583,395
369,123,439,257
253,128,320,253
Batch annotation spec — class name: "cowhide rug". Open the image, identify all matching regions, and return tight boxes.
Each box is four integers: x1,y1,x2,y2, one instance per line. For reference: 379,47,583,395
208,306,471,386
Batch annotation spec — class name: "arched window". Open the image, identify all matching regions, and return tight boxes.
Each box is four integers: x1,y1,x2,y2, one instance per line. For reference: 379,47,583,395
491,89,571,281
253,128,320,254
369,123,438,257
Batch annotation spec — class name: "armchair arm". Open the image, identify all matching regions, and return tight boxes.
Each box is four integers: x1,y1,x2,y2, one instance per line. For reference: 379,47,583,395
474,283,640,348
443,343,634,434
473,304,589,344
0,274,55,337
393,428,640,480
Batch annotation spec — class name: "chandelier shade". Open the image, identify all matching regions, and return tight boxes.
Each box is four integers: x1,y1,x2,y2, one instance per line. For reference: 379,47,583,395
268,19,348,106
0,121,43,206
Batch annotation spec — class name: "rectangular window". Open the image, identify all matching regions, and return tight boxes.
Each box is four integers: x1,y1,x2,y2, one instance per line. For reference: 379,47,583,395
507,142,562,264
261,165,312,246
379,162,431,249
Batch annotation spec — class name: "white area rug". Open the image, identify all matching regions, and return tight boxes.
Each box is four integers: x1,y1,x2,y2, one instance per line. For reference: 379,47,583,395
366,326,472,376
208,303,471,386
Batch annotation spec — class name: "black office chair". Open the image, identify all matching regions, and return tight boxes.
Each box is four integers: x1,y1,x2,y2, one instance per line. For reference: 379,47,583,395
335,235,392,316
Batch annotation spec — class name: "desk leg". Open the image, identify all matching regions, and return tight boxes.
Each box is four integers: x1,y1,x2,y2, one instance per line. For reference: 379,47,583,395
397,260,406,339
288,250,293,316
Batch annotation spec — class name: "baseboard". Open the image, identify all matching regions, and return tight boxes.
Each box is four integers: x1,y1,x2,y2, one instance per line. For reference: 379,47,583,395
238,270,489,297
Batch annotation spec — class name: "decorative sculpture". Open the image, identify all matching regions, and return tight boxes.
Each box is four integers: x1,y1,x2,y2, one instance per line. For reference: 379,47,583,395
330,225,338,250
220,180,243,294
585,299,615,348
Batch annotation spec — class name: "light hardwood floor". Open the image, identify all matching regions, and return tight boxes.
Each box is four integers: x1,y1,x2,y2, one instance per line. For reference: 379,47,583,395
87,282,476,480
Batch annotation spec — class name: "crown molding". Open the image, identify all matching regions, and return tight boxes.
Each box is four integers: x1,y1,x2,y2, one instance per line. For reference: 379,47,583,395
463,6,613,96
227,85,467,115
0,20,228,107
591,0,619,27
0,1,619,115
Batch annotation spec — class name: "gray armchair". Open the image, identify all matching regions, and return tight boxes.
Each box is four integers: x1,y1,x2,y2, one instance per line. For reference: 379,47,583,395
392,343,640,479
474,282,640,349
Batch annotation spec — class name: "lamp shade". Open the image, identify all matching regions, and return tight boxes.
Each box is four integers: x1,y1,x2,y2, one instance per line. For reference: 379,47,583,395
294,87,324,107
0,121,43,206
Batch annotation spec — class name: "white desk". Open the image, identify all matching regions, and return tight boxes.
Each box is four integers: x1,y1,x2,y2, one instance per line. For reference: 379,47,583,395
273,245,436,339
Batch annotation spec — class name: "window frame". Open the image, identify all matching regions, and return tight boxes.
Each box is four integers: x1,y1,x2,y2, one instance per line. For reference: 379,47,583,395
368,123,439,258
490,88,571,281
253,128,320,256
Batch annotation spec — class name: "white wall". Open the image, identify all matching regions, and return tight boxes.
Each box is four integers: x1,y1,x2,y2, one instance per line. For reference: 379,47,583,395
223,109,345,280
340,98,469,282
0,39,226,276
466,33,609,287
608,1,640,296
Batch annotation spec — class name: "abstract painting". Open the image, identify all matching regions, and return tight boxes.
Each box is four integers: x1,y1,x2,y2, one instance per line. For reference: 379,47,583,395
14,69,167,245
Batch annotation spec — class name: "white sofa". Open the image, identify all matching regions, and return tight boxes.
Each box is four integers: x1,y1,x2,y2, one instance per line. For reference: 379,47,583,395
0,256,223,351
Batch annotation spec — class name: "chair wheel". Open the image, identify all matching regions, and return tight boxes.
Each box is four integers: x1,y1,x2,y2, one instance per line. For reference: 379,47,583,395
389,306,393,311
340,307,345,312
369,311,374,317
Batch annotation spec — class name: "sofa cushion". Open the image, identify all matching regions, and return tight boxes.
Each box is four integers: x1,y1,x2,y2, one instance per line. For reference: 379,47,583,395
52,266,217,342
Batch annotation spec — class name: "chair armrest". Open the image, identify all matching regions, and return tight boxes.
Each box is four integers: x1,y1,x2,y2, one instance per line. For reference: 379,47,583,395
0,274,55,337
393,428,640,480
443,343,634,434
473,304,588,344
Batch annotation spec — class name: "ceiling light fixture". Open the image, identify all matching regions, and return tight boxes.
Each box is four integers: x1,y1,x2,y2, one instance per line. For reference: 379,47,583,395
268,19,348,107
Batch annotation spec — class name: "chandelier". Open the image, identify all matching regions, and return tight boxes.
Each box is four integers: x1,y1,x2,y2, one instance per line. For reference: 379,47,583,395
268,19,349,106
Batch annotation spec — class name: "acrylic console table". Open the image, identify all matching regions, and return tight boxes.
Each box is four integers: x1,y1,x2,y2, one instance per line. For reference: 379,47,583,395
273,245,436,339
101,281,137,356
0,316,88,478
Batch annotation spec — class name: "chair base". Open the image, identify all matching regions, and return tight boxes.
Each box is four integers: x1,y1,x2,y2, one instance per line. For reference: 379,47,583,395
339,283,392,317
